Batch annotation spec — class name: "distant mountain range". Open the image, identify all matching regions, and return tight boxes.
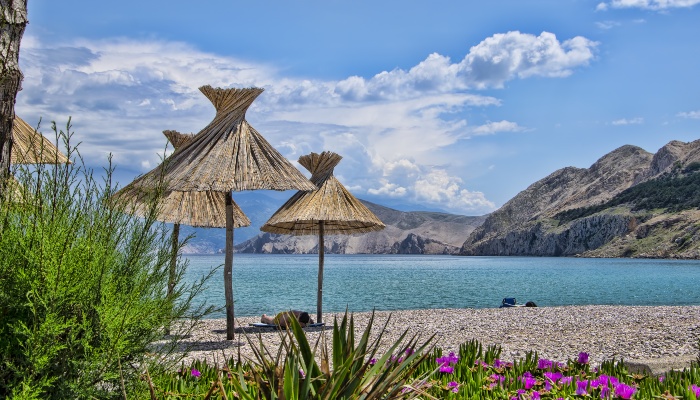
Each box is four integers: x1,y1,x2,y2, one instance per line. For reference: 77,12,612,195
180,139,700,259
178,194,485,255
235,201,485,254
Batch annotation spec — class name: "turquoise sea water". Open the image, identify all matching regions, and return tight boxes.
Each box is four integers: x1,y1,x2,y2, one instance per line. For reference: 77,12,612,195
182,254,700,318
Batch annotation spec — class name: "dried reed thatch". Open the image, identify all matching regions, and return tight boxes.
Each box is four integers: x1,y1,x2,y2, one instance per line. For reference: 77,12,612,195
116,86,314,340
122,86,316,193
113,130,250,228
10,116,70,164
261,151,385,323
262,151,384,235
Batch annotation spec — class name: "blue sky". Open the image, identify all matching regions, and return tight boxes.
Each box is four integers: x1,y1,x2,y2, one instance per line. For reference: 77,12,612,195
16,0,700,215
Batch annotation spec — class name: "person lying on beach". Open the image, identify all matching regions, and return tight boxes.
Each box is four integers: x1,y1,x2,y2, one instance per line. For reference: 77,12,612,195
261,310,314,328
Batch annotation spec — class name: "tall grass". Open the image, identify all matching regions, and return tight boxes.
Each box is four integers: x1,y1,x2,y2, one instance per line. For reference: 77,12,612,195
0,120,214,399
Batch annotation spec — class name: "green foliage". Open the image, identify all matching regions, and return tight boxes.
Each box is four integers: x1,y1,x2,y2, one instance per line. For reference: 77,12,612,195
555,168,700,224
134,306,700,399
147,312,435,399
144,325,700,399
0,120,214,399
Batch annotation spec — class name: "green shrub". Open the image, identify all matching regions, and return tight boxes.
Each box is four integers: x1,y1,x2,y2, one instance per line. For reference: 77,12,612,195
0,120,214,399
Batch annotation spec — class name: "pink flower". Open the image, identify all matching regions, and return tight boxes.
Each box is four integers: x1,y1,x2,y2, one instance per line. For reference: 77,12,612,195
448,381,459,393
575,379,588,395
689,384,700,397
577,352,589,364
191,369,201,378
436,352,458,374
439,365,454,374
614,383,636,399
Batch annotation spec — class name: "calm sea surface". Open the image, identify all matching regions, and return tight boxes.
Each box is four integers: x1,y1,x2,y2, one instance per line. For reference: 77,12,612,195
182,254,700,318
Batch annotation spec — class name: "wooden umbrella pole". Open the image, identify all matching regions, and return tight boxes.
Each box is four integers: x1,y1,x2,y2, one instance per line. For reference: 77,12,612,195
165,223,180,335
317,220,325,324
225,192,235,340
168,223,180,298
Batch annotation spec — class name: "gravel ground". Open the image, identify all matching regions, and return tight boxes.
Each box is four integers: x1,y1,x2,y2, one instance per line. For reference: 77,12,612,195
153,305,700,371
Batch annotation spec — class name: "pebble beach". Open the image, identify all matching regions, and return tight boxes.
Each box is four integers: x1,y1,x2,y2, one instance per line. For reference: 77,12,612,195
159,305,700,373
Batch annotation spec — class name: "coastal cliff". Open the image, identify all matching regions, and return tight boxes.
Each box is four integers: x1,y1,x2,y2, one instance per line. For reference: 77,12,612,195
460,139,700,258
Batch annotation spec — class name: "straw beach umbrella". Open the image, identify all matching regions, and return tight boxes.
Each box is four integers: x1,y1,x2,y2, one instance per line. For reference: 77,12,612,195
10,116,70,165
120,86,315,339
115,129,250,230
113,129,251,322
261,151,385,323
4,116,70,203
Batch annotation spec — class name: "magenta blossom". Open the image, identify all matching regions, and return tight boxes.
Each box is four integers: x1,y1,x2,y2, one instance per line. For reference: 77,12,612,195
522,376,537,390
405,348,414,356
577,352,589,364
614,383,636,399
511,389,526,400
575,379,588,395
544,371,563,382
448,381,459,393
559,376,573,385
538,359,554,370
689,384,700,397
299,368,306,379
191,369,201,378
490,373,505,386
439,365,454,374
590,376,606,389
369,358,377,365
436,352,459,374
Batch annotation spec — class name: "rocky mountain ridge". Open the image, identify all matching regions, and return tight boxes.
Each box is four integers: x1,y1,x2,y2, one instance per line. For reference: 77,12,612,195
235,200,485,255
460,139,700,258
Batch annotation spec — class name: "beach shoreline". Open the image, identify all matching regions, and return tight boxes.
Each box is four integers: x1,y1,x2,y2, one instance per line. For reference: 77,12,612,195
157,305,700,373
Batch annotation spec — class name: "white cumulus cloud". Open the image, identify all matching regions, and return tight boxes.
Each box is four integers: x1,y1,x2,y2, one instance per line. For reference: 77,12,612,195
611,117,644,125
414,169,496,213
470,120,525,136
16,29,595,213
677,110,700,119
597,0,700,10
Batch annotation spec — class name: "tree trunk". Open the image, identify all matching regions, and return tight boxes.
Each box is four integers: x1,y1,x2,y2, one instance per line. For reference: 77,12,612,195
224,191,235,340
0,0,28,195
317,220,325,324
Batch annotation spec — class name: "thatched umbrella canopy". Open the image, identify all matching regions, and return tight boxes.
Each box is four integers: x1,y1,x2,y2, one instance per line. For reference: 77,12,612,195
118,86,315,339
113,130,250,335
10,116,70,165
3,116,70,204
123,86,316,193
261,151,385,323
115,130,250,229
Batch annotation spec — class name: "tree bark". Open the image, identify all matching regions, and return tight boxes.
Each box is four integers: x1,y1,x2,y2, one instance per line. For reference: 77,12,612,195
0,0,28,195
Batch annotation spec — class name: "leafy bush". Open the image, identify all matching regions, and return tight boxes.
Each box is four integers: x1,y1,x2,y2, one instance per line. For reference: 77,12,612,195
0,120,214,399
